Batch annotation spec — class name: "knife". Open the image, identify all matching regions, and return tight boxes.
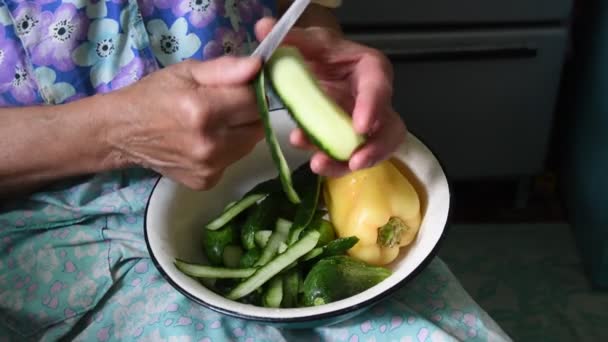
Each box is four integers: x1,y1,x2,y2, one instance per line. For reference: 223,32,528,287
251,0,311,62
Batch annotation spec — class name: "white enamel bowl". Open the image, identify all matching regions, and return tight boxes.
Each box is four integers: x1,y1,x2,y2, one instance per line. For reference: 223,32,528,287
144,110,451,328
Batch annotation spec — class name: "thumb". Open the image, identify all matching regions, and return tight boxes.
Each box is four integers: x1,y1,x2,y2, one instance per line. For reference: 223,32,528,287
190,56,262,85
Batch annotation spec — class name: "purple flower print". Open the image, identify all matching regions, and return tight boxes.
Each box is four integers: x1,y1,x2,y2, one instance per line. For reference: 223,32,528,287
0,64,38,105
138,0,172,17
30,4,88,72
202,27,246,59
13,3,47,48
0,26,19,84
173,0,221,28
96,56,156,93
236,0,263,24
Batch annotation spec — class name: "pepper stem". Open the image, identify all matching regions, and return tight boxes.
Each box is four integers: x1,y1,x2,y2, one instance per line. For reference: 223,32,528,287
377,217,410,248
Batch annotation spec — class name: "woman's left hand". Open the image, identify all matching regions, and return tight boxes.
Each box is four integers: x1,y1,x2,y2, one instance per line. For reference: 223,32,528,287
255,18,407,178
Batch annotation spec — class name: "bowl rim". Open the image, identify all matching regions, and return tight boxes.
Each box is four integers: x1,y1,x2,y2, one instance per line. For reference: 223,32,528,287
143,134,453,323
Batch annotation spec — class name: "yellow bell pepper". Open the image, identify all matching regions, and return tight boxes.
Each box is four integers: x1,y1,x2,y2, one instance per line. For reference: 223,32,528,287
323,159,422,266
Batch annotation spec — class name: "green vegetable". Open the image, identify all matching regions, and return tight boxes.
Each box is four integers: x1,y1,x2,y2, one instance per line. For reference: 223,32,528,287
222,245,243,268
255,218,292,267
254,70,300,204
287,170,322,245
301,255,391,306
240,248,261,268
262,276,283,308
202,223,239,266
254,230,273,248
205,194,266,231
281,269,301,308
321,236,359,257
241,193,281,250
266,46,365,161
310,217,336,247
174,259,257,279
226,230,320,300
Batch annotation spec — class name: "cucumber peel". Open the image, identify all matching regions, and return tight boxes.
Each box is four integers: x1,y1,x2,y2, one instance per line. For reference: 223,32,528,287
254,71,300,204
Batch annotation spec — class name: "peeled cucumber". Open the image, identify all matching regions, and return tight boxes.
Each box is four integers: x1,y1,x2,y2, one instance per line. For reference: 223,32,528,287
266,46,366,161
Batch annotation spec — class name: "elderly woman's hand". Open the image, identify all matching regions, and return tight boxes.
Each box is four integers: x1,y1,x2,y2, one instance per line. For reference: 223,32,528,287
109,56,264,191
255,18,406,178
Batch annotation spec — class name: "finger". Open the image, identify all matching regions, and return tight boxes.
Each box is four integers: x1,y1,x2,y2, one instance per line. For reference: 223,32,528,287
289,128,315,150
310,152,351,178
189,56,262,86
348,111,406,171
350,52,394,135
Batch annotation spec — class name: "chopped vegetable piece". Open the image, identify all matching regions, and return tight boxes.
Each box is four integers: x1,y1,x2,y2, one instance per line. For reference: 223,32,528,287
226,230,320,300
174,259,257,279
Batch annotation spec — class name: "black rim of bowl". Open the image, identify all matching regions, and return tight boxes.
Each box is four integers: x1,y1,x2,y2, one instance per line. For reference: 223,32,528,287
143,134,453,323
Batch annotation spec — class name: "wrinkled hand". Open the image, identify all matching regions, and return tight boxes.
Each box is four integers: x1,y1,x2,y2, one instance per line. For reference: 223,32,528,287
109,56,264,190
255,18,406,177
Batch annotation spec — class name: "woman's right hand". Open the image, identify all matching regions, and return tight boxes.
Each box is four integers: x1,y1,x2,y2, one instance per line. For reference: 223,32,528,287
107,56,264,190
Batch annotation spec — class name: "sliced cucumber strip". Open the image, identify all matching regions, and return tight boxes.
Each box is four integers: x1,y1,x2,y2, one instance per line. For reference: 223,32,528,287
254,230,273,248
281,269,300,308
262,276,283,308
241,193,281,250
206,194,266,231
277,242,288,254
254,70,300,204
174,259,256,279
226,230,320,300
302,247,323,261
267,47,366,161
254,218,292,267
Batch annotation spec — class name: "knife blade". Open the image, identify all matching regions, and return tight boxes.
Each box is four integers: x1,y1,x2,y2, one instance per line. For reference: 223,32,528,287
251,0,311,62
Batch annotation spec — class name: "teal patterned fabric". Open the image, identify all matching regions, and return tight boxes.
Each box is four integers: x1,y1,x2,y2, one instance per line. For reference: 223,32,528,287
439,224,608,341
0,0,512,340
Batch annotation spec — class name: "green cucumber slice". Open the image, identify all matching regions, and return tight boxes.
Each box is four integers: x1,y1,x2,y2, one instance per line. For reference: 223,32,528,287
254,218,292,267
206,194,266,231
226,230,320,300
266,47,366,161
254,70,300,204
262,276,283,308
281,269,300,308
241,193,281,250
254,230,273,248
174,259,256,279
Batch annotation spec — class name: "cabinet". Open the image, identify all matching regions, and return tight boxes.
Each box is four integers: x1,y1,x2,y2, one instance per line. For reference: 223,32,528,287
335,1,573,180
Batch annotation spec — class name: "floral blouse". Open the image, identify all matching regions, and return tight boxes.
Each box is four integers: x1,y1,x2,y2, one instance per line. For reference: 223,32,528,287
0,0,276,107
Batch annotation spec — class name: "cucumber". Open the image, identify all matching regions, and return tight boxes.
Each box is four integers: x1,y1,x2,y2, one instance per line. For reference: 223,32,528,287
222,245,243,268
240,248,262,268
262,276,283,308
266,46,366,161
206,194,266,231
254,70,300,204
226,230,320,300
281,269,301,308
202,223,239,266
254,230,273,248
241,193,281,250
174,259,256,279
255,218,292,267
287,171,322,245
